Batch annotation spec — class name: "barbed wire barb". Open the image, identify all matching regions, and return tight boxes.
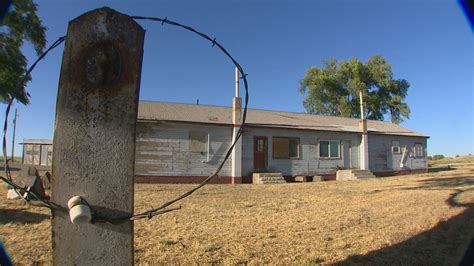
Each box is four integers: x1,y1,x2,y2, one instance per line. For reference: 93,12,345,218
1,15,250,224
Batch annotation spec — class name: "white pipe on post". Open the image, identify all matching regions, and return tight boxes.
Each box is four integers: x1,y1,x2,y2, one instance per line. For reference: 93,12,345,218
235,67,239,98
359,90,369,170
207,133,210,162
231,67,242,183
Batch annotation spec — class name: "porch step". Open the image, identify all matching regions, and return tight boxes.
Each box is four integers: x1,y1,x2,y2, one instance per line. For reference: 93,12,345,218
253,173,286,184
336,169,376,181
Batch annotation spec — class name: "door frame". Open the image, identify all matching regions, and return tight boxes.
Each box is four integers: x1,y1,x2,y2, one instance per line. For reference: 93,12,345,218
342,140,352,169
253,136,268,171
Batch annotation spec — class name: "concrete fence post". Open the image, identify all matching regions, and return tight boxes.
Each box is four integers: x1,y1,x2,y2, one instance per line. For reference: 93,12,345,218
51,7,144,265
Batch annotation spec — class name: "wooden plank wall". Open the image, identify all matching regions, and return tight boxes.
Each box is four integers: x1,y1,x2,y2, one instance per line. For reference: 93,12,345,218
135,122,233,177
135,121,427,178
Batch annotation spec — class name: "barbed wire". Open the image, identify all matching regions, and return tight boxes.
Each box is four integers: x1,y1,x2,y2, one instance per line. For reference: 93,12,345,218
2,36,66,210
128,16,249,221
1,16,250,224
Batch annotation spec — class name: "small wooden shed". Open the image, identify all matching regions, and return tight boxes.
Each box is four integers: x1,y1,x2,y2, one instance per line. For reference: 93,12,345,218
20,139,53,166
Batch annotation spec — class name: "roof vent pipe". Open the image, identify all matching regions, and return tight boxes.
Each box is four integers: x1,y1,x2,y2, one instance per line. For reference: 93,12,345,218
235,67,239,98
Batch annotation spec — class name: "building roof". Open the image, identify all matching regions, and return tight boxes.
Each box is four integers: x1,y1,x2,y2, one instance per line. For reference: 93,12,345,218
20,139,53,145
138,101,428,138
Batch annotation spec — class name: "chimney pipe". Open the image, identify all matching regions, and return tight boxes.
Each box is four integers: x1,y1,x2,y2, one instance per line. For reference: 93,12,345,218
235,67,239,98
359,90,369,170
231,66,242,183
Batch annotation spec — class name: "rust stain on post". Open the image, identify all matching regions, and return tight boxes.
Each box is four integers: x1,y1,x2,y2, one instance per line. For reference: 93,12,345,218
51,7,144,265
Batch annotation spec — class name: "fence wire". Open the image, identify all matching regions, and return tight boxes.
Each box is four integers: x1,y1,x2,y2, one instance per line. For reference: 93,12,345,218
1,36,66,211
1,16,249,224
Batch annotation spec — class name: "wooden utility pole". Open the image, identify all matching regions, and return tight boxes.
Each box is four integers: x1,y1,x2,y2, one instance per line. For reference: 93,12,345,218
51,7,144,265
11,108,17,162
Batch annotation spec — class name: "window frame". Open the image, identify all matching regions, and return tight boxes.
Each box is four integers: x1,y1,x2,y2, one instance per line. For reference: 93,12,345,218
414,143,424,158
189,130,209,153
319,140,341,159
391,140,401,154
272,136,300,159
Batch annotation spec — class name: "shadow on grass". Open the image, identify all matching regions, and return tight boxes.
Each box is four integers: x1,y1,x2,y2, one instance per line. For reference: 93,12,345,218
339,177,474,265
0,209,50,224
428,166,456,173
410,176,474,190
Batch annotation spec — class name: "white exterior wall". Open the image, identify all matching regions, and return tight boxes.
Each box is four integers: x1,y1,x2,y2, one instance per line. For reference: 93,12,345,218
135,122,232,176
368,134,428,172
135,121,427,178
241,127,361,177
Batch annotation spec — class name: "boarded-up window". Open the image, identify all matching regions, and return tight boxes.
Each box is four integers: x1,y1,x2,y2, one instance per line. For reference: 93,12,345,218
414,143,424,158
24,144,33,164
319,140,340,158
32,145,40,165
47,145,53,166
189,131,208,153
392,141,401,154
272,137,299,159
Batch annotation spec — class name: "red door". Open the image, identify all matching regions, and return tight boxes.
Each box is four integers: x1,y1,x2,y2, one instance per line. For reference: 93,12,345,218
254,136,268,171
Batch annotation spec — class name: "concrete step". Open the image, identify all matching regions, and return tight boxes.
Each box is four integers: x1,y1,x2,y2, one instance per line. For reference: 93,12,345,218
354,174,376,179
337,169,375,180
351,170,371,173
254,180,286,184
254,172,283,177
260,176,286,181
252,172,286,184
352,170,376,179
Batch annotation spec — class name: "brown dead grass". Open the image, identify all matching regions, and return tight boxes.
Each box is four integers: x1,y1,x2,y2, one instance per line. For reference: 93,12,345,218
1,164,473,265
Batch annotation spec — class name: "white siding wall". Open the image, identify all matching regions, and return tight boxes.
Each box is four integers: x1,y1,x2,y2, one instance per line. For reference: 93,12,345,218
368,134,428,172
135,121,427,178
242,127,361,176
135,122,232,176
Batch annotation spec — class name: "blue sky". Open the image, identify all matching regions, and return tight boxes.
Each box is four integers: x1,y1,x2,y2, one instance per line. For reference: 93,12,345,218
6,0,473,157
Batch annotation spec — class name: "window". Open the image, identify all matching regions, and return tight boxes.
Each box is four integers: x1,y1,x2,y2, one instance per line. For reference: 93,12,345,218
272,137,300,159
189,131,208,153
47,146,53,166
256,139,265,152
319,140,340,158
32,145,40,165
414,143,424,157
392,140,401,154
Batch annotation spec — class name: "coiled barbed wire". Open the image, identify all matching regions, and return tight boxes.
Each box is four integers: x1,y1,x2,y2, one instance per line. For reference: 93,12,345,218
1,15,250,224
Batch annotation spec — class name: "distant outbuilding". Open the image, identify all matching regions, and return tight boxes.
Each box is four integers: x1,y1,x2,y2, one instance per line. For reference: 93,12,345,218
20,139,52,166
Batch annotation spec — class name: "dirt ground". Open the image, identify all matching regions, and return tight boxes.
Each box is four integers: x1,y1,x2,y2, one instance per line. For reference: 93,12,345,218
1,163,473,265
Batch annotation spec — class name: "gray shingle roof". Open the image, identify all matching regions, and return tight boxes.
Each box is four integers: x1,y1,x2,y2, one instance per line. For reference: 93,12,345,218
21,139,53,145
138,101,427,137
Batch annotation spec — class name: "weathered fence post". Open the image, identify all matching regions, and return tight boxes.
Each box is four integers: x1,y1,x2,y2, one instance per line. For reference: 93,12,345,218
51,7,144,265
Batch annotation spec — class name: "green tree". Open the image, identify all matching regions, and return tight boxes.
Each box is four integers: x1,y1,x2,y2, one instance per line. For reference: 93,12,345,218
299,55,410,124
0,0,46,104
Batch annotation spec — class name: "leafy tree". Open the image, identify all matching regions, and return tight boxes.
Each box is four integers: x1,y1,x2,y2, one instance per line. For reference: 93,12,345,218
0,0,46,104
299,55,410,124
432,154,445,160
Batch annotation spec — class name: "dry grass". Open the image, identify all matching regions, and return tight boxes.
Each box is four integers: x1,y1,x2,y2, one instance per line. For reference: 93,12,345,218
429,155,474,167
1,164,473,265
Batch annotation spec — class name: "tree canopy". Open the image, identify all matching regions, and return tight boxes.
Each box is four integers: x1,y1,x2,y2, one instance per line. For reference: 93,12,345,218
299,55,410,124
0,0,46,105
